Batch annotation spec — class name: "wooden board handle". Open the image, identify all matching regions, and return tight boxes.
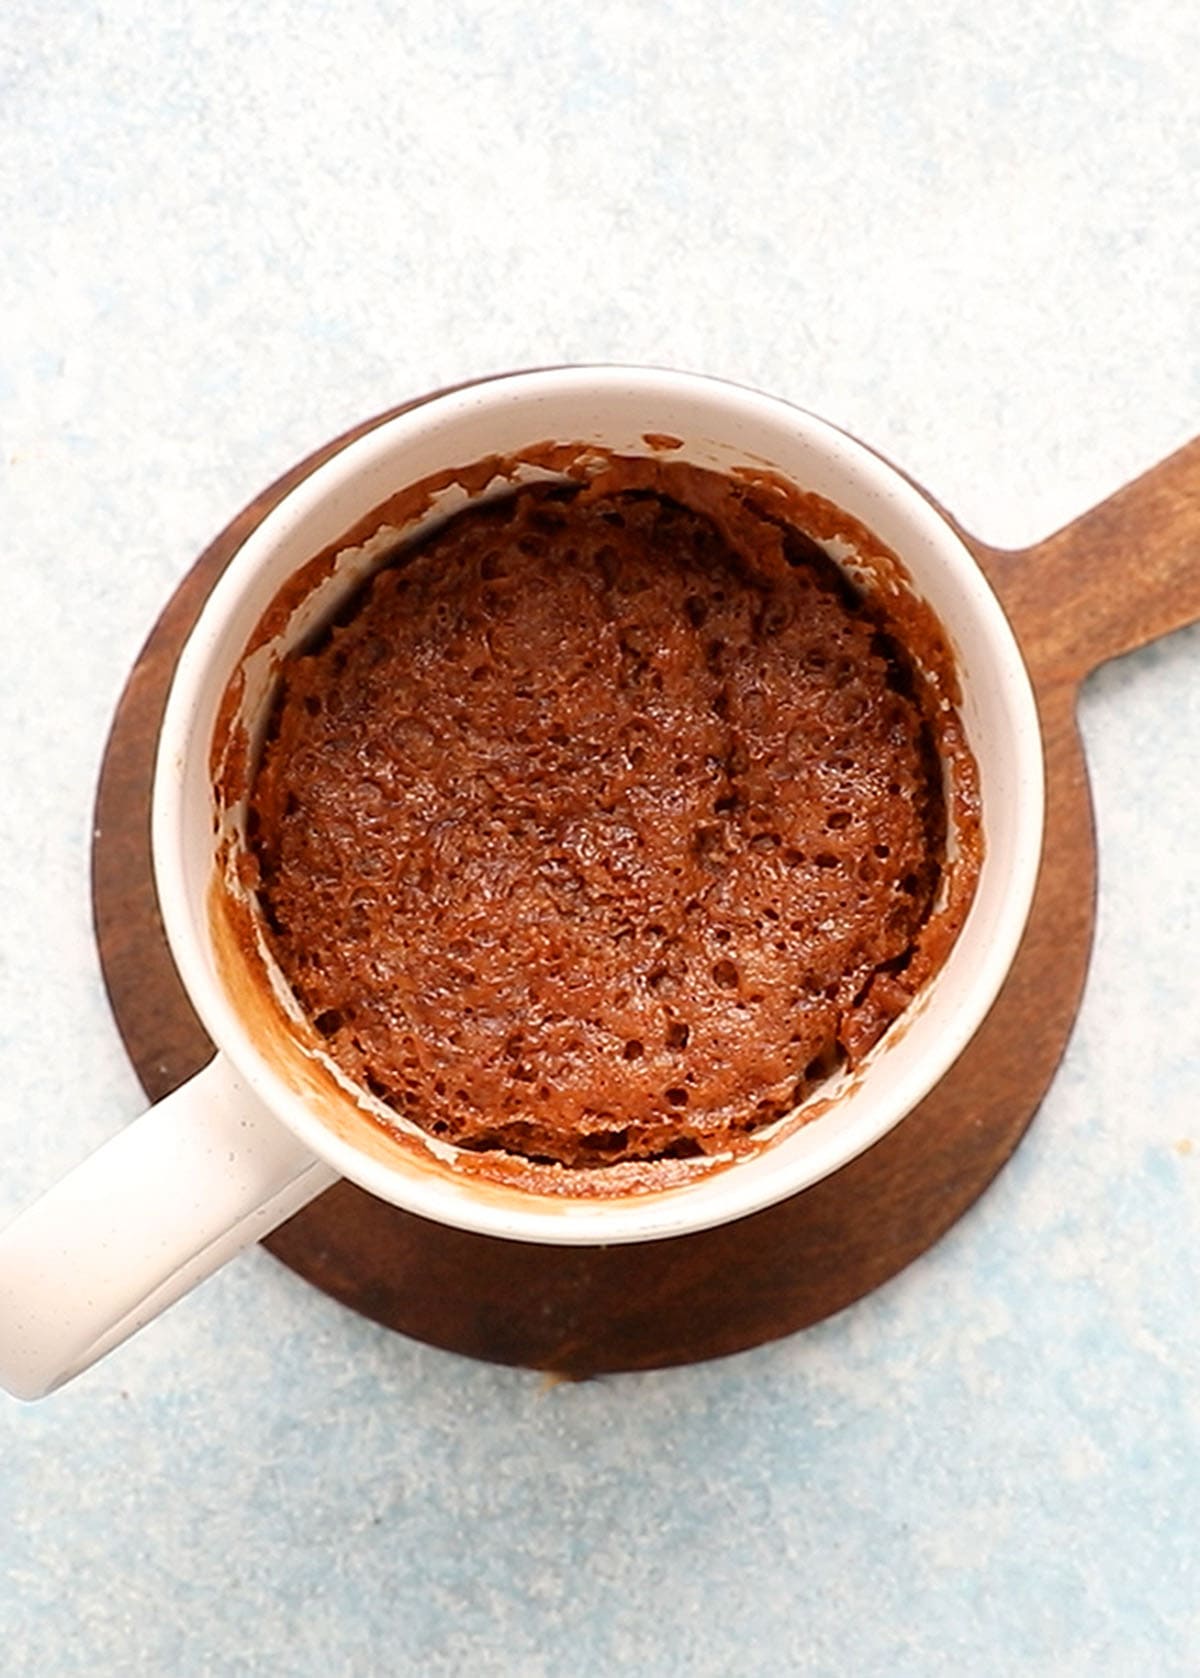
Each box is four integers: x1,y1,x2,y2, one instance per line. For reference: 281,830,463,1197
977,434,1200,686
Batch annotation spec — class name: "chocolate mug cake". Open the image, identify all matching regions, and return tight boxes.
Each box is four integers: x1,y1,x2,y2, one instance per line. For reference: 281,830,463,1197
246,455,981,1177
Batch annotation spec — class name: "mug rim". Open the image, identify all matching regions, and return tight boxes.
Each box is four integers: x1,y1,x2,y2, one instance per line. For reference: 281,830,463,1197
152,364,1045,1245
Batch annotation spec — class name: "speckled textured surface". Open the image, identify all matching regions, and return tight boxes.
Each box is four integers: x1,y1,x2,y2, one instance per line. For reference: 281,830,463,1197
1,3,1198,1674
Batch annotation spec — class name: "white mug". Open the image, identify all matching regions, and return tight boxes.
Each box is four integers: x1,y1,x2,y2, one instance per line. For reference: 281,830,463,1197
0,368,1044,1399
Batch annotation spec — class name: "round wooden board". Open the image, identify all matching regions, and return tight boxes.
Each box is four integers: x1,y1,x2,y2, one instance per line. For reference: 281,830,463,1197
91,394,1200,1376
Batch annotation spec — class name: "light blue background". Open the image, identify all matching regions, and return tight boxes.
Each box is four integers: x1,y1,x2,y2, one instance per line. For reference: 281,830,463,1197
1,3,1198,1673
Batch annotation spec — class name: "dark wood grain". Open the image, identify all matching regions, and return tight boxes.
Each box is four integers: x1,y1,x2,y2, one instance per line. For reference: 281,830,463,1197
986,433,1200,686
90,398,1200,1374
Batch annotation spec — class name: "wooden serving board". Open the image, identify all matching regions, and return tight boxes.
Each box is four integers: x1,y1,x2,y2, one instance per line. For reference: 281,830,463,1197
91,395,1200,1375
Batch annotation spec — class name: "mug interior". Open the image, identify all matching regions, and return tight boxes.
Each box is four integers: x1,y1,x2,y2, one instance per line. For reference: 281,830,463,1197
153,367,1044,1244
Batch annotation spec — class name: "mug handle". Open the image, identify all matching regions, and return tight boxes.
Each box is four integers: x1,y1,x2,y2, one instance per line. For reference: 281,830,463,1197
0,1054,336,1400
